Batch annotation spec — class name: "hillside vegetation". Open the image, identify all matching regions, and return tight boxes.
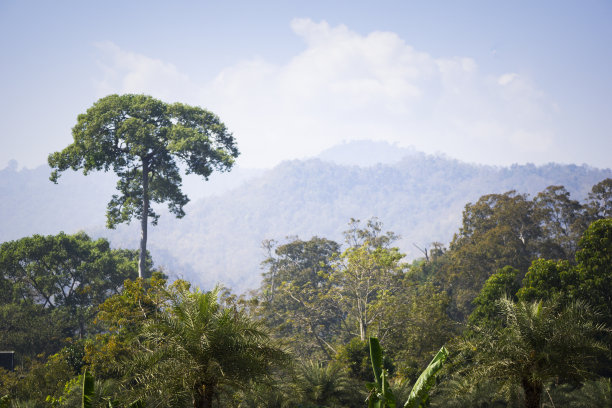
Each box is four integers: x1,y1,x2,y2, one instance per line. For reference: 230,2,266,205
2,144,610,291
1,176,610,407
96,150,611,290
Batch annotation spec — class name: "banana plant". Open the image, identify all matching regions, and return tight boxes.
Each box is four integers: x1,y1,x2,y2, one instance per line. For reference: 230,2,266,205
82,369,95,408
403,346,448,408
366,337,396,408
366,337,448,408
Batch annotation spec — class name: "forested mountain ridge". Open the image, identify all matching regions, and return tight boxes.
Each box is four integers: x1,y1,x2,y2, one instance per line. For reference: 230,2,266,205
0,162,262,242
87,151,612,291
0,161,115,240
1,143,610,291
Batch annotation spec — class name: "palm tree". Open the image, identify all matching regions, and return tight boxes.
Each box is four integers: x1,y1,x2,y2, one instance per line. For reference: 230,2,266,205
430,376,514,408
228,380,292,408
457,298,609,408
294,361,360,407
124,285,289,408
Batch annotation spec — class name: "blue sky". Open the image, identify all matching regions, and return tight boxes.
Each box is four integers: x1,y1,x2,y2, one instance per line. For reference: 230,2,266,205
1,0,611,170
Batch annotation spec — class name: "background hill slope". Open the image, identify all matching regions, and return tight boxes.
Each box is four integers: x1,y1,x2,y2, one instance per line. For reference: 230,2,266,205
1,142,610,292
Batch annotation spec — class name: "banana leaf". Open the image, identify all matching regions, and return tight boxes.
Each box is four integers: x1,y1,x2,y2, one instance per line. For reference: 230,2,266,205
368,337,396,408
404,346,448,408
82,369,95,408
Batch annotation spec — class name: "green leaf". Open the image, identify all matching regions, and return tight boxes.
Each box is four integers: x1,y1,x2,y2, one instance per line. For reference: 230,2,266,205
369,337,383,387
82,369,95,408
381,369,396,408
368,338,396,408
404,346,448,408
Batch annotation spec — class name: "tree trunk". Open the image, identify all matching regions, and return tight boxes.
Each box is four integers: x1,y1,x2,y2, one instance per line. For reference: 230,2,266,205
194,384,215,408
359,299,367,340
138,160,149,279
359,318,366,341
310,321,332,359
522,378,542,408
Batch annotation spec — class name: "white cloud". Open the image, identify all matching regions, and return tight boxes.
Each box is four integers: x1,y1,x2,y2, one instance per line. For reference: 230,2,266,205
498,73,519,86
93,20,559,168
94,41,197,102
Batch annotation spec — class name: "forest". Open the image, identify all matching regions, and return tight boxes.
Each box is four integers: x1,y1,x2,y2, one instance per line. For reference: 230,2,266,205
3,0,612,405
1,177,611,407
1,94,611,408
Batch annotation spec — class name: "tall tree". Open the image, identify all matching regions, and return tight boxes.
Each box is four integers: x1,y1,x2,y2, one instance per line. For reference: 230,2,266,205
585,178,612,220
49,94,239,277
331,219,406,341
445,191,539,319
259,237,342,359
534,185,585,260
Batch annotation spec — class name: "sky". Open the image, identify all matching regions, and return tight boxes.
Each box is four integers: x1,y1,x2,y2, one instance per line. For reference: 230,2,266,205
1,0,611,171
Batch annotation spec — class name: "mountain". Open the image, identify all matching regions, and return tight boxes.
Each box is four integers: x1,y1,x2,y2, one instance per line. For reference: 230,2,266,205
0,161,262,241
0,161,114,240
1,145,610,293
90,153,611,292
315,140,417,166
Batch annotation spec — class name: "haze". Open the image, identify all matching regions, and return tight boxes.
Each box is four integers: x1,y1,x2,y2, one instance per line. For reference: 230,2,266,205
1,0,611,171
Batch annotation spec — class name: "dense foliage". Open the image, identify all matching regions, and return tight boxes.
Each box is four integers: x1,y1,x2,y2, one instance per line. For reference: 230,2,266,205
1,179,610,407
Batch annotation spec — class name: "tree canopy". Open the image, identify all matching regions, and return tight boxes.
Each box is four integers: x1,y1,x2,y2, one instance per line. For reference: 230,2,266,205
0,232,140,369
49,94,239,277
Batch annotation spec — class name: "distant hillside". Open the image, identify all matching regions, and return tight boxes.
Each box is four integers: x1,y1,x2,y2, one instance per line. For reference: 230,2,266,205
91,153,611,292
315,140,417,166
0,162,262,241
0,162,114,240
1,146,610,293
